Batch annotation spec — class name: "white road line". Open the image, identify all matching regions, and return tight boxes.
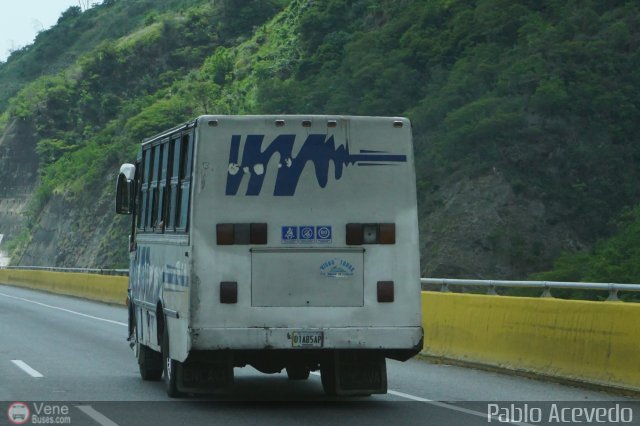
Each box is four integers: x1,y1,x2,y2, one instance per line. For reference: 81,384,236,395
387,390,534,426
0,291,127,327
77,405,120,426
11,360,44,378
310,372,532,426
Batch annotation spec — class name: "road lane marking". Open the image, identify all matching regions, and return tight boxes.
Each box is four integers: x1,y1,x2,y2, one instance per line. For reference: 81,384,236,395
11,360,44,378
0,291,127,327
387,390,534,425
77,405,120,426
310,372,533,426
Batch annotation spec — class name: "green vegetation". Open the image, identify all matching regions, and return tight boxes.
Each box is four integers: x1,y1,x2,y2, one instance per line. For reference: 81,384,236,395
535,205,640,284
0,0,638,277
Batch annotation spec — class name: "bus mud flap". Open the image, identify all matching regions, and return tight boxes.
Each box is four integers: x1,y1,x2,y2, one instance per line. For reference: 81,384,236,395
177,351,234,393
333,351,387,396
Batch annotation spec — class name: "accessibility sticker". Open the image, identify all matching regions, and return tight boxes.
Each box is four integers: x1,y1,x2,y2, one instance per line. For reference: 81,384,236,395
281,226,298,243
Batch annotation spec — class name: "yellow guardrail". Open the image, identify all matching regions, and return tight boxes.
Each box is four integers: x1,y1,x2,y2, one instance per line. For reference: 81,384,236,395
422,291,640,393
1,269,638,392
0,269,127,305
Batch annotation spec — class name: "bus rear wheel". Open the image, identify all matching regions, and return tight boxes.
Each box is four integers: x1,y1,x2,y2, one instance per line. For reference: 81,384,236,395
135,326,163,381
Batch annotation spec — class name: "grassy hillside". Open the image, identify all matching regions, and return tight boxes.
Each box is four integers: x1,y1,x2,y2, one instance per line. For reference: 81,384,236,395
0,0,215,111
0,0,638,279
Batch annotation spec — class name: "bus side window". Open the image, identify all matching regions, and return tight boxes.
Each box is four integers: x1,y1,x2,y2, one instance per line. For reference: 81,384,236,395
162,138,175,233
167,137,181,232
177,132,193,232
138,150,149,231
150,145,162,230
143,148,155,232
156,142,169,233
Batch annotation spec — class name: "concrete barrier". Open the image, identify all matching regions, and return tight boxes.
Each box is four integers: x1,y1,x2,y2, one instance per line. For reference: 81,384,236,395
2,270,639,392
422,291,640,393
0,269,127,305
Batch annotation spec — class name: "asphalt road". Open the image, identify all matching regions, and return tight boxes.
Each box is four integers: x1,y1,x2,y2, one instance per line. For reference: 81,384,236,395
0,284,637,426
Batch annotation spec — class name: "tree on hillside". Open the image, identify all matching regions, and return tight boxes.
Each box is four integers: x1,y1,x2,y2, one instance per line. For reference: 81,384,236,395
57,6,82,24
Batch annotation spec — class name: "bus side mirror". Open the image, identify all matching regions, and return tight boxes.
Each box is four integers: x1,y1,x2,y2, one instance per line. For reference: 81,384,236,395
116,163,136,215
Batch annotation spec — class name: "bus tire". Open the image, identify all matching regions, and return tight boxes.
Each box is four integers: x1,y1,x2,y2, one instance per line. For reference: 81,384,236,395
162,324,183,398
286,365,310,380
320,360,337,396
135,325,162,381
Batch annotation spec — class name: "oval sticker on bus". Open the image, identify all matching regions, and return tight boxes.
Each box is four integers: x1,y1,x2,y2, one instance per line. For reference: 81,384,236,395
320,258,355,278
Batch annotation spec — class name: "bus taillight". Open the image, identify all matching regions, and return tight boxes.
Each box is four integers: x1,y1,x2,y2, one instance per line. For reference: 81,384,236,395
216,223,268,245
377,281,394,303
220,281,238,304
250,223,268,244
378,224,396,244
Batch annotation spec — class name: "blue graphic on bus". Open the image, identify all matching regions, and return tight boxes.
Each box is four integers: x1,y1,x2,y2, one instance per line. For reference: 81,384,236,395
281,226,298,243
316,226,332,243
299,226,315,243
225,134,407,196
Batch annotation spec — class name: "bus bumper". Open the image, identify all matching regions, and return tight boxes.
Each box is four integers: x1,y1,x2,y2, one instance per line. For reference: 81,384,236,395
190,326,423,359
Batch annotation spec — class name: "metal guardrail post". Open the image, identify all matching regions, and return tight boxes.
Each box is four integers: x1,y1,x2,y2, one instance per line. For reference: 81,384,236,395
607,284,620,302
487,282,498,295
541,282,553,298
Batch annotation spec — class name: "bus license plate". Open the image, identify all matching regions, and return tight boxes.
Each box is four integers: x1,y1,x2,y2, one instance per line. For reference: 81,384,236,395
291,331,324,348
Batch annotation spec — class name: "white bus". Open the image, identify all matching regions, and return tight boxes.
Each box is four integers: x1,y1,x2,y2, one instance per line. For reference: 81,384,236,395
115,115,423,397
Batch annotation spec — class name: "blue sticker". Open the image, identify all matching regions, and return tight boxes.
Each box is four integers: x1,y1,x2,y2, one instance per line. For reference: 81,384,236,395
316,226,332,243
281,226,298,243
299,226,315,243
